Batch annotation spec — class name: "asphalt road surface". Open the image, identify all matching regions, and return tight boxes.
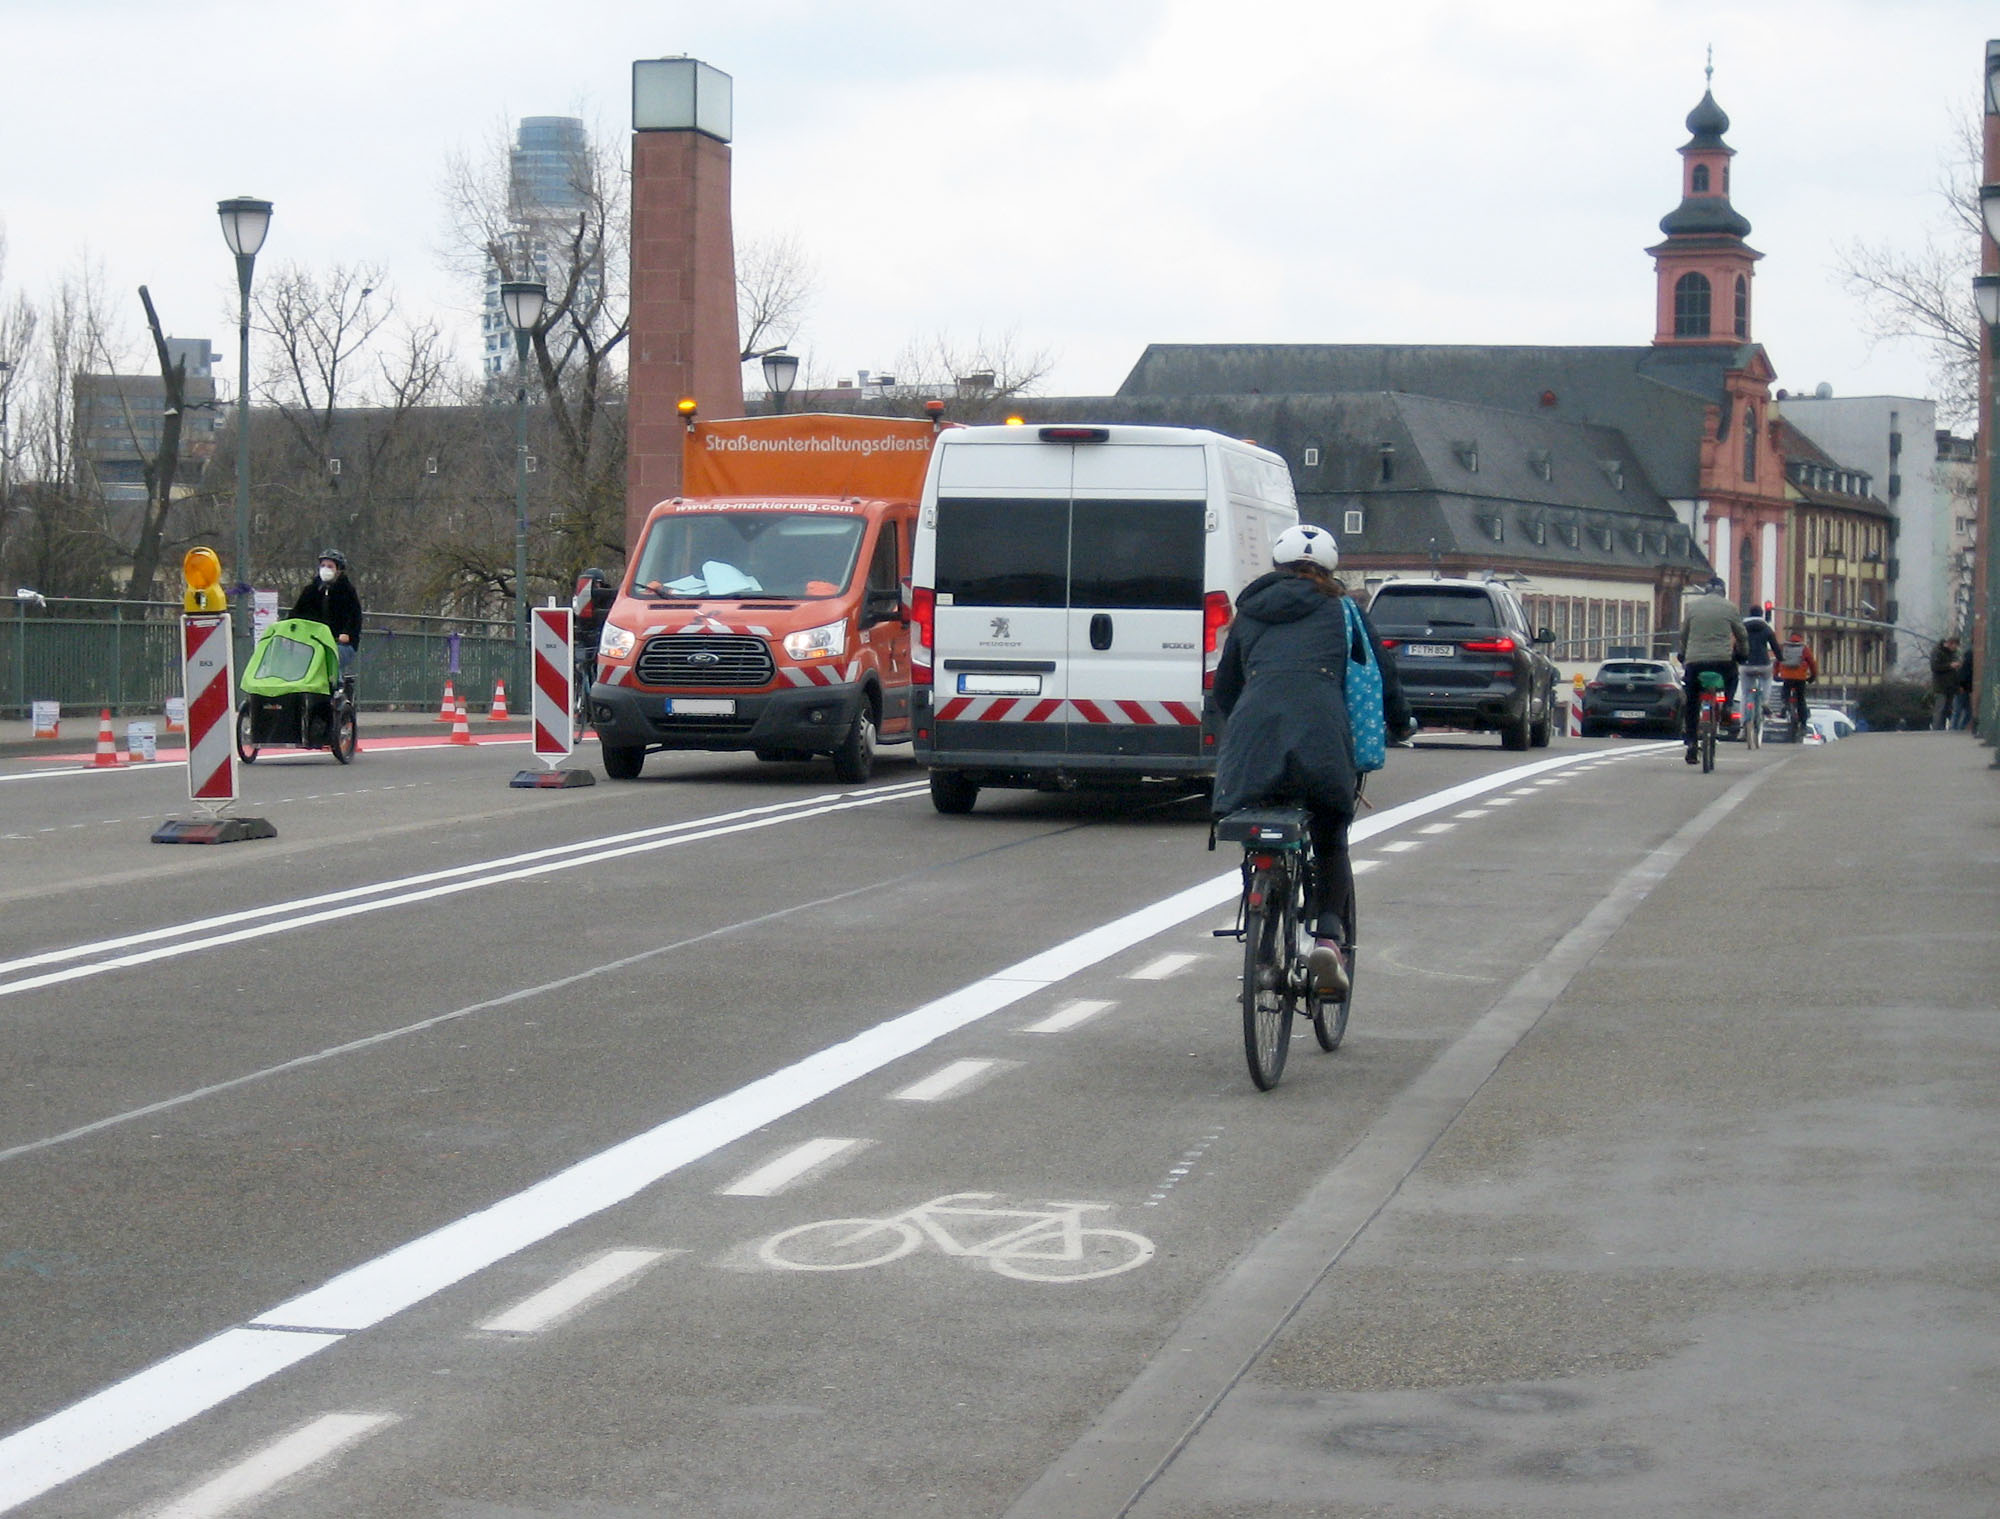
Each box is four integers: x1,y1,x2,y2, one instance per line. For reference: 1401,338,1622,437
0,728,1989,1517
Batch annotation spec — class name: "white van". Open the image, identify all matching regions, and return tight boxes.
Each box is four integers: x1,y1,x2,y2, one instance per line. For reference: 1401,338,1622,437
910,423,1298,812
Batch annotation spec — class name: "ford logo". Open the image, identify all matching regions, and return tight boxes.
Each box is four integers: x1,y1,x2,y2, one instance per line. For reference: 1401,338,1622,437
688,651,721,665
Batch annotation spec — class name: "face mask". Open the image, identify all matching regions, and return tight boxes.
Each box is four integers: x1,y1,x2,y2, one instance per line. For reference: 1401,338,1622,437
319,565,337,583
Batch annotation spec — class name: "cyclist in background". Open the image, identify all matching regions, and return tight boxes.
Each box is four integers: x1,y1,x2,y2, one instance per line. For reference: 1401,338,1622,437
289,548,363,682
1739,604,1783,742
1775,623,1818,741
1677,577,1746,765
572,568,617,680
1211,525,1412,996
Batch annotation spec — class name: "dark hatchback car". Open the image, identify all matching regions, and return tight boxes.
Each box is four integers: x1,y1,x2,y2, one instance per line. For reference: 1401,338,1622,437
1366,578,1559,750
1579,658,1684,737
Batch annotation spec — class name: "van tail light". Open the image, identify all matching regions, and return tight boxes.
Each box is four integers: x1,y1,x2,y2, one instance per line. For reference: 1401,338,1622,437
1201,590,1232,690
1461,636,1518,654
911,586,935,686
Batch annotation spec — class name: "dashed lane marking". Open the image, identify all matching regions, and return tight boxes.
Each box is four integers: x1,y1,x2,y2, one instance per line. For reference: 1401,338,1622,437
476,1249,677,1336
1019,999,1115,1035
143,1411,396,1519
891,1059,1006,1102
1418,823,1454,835
719,1137,867,1197
1379,840,1419,853
1128,952,1200,981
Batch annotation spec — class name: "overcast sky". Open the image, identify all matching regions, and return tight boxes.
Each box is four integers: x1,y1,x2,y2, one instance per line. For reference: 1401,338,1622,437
5,0,1993,413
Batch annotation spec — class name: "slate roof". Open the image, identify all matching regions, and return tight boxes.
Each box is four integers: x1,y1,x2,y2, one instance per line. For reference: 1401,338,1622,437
1115,342,1767,500
999,390,1708,582
1775,418,1894,521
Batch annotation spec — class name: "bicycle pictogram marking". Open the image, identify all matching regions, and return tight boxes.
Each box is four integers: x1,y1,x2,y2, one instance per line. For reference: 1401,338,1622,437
756,1191,1154,1282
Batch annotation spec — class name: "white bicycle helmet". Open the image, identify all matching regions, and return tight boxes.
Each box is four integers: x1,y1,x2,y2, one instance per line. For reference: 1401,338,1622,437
1271,523,1340,572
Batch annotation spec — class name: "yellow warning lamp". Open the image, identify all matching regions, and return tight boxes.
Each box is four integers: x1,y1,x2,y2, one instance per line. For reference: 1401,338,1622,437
678,396,698,431
1004,415,1026,427
182,547,227,612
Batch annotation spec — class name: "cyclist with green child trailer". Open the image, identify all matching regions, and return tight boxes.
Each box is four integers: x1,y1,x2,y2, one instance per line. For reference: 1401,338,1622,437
1677,578,1746,765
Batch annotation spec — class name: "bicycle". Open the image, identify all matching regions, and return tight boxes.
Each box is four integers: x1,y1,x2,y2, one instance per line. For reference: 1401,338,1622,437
572,643,597,740
758,1192,1153,1281
1694,669,1728,773
1212,805,1355,1090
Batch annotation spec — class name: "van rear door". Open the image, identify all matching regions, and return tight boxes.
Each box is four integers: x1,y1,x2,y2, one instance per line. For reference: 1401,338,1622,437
931,442,1072,746
1065,443,1207,755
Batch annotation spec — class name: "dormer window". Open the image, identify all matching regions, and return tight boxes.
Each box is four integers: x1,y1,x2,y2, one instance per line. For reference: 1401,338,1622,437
1451,440,1479,473
1692,163,1711,193
1528,449,1552,482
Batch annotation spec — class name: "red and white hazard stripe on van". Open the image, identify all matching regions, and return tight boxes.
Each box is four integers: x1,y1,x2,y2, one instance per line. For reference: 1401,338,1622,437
936,697,1200,725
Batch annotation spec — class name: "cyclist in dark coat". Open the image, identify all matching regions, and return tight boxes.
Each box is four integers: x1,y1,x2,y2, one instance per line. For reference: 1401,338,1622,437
1211,525,1410,993
288,548,363,679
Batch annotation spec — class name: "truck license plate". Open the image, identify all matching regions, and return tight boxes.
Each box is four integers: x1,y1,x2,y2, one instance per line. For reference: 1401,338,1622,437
664,698,735,716
1404,643,1452,658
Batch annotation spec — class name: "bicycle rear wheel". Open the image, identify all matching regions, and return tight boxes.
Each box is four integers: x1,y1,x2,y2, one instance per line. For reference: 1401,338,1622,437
1241,865,1293,1090
1310,897,1356,1052
1700,706,1716,773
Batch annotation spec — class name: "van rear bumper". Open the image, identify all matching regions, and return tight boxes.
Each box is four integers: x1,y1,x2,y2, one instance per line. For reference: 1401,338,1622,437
591,679,866,754
915,701,1217,785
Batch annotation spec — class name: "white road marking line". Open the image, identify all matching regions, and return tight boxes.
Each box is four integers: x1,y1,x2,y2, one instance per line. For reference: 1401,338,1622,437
891,1059,1002,1102
1350,859,1381,874
1128,952,1199,981
1485,797,1517,806
1418,823,1455,835
476,1249,674,1335
1379,840,1419,853
1452,808,1490,819
143,1411,395,1519
1020,999,1114,1034
0,751,1613,1515
1506,787,1538,796
720,1137,865,1197
1532,778,1565,786
0,782,929,997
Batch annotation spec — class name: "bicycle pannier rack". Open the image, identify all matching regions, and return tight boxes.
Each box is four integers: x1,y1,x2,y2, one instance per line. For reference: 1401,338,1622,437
1214,805,1311,847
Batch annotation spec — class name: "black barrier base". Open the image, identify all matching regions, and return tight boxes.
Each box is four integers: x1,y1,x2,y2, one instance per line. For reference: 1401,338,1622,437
151,816,279,845
510,768,597,789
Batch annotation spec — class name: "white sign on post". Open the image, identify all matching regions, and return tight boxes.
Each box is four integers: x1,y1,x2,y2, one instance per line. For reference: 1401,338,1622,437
253,591,280,636
30,700,59,738
125,722,157,762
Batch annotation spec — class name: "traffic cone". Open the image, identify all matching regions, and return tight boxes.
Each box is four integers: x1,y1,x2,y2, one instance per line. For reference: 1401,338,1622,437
487,678,510,721
448,693,475,746
437,677,459,723
90,709,126,767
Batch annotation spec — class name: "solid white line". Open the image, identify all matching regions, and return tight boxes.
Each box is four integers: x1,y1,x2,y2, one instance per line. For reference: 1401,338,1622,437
1019,999,1115,1035
145,1411,396,1519
0,750,1614,1515
0,783,928,999
891,1059,1001,1102
0,1329,341,1513
476,1249,672,1335
1127,952,1199,981
719,1137,865,1196
0,781,926,980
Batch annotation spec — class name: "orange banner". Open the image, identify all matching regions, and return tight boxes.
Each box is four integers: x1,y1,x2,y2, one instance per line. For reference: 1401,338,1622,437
681,413,944,502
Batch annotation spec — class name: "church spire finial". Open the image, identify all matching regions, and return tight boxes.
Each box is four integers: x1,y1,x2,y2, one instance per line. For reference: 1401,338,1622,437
1705,45,1714,88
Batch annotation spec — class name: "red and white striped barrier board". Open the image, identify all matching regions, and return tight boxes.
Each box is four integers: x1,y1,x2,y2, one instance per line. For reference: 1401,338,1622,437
182,613,237,802
934,696,1200,726
532,605,574,761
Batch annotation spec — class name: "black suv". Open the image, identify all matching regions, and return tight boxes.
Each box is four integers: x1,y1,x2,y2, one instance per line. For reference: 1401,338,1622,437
1366,578,1559,750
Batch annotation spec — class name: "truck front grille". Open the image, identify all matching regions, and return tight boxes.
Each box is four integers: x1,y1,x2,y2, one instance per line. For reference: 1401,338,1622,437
635,634,775,688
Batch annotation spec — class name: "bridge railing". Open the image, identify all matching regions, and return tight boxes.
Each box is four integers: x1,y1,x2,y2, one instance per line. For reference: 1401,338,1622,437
2,598,516,718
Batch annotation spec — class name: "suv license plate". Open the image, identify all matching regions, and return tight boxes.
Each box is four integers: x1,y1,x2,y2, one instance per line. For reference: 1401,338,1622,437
1404,643,1452,658
1614,709,1647,719
665,697,735,716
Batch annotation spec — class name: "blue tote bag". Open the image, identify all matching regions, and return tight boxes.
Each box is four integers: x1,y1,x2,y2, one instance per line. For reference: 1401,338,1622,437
1342,596,1387,773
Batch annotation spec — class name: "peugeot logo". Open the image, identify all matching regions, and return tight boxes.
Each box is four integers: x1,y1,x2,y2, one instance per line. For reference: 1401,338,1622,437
688,651,721,666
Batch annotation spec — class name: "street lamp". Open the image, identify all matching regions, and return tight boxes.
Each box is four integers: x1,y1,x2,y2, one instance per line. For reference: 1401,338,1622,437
761,350,799,414
217,198,272,620
501,279,547,692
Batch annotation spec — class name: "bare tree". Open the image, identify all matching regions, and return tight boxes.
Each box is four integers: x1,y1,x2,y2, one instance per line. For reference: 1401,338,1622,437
1836,107,1984,426
886,328,1058,419
439,116,630,598
738,230,818,361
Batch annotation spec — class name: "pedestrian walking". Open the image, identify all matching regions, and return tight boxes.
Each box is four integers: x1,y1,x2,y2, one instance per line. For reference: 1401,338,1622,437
1929,637,1960,731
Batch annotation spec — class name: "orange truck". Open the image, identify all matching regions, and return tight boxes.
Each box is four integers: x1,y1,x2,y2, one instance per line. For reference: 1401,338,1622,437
587,412,947,781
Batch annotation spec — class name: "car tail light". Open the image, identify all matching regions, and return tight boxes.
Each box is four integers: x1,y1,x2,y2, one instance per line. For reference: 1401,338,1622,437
1461,636,1517,654
1586,680,1605,691
1379,637,1400,651
911,586,935,686
1202,590,1231,690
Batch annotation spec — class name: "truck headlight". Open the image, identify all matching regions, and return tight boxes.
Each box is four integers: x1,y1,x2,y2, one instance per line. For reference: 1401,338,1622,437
599,623,636,660
783,620,847,661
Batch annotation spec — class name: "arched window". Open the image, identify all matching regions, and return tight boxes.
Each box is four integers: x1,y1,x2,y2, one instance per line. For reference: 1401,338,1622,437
1742,407,1758,481
1734,275,1749,339
1692,163,1711,193
1674,272,1712,338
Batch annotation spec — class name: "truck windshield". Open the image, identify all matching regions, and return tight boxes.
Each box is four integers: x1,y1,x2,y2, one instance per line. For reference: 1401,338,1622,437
631,512,866,600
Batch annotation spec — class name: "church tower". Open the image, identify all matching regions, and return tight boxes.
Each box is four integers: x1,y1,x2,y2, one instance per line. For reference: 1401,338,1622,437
1648,69,1762,347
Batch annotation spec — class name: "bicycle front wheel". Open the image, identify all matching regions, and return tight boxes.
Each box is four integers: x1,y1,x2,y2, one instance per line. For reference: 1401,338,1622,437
988,1227,1155,1282
1241,866,1293,1090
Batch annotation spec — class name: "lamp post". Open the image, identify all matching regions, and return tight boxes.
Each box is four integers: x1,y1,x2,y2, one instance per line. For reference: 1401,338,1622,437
1977,39,2000,744
761,350,799,415
500,279,547,694
216,197,272,626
